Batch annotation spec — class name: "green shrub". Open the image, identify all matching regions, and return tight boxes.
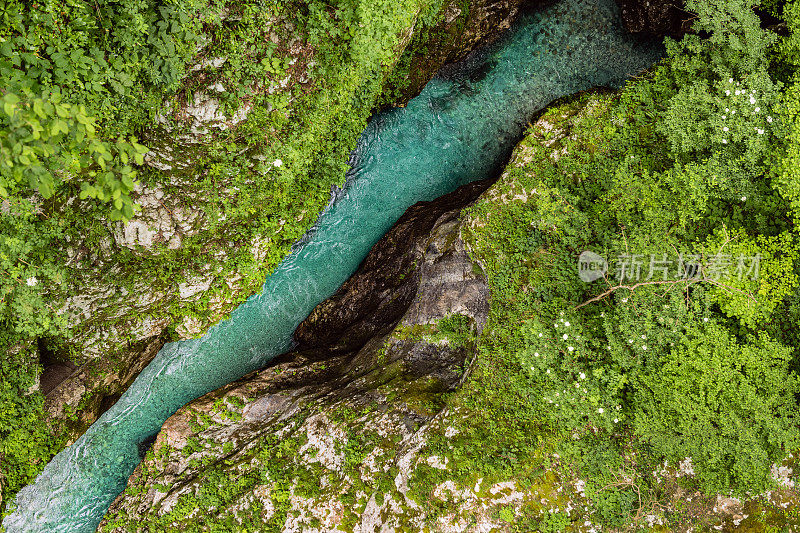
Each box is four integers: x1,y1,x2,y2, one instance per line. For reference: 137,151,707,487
633,323,799,493
0,0,206,212
0,90,147,220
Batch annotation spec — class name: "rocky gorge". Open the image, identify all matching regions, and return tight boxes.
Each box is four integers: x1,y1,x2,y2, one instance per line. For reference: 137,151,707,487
5,0,666,528
32,0,690,457
34,0,543,449
8,0,800,531
34,0,691,452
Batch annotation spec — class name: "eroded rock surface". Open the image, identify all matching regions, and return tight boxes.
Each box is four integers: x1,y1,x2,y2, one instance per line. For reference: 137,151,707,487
294,179,492,355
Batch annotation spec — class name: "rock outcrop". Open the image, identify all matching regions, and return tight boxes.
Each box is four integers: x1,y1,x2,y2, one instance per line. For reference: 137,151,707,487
293,180,493,356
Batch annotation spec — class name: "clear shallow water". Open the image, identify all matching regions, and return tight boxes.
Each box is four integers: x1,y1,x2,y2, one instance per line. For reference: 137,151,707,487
3,1,662,531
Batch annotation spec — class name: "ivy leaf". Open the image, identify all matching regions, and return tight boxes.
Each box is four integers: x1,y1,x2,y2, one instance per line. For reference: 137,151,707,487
50,119,68,136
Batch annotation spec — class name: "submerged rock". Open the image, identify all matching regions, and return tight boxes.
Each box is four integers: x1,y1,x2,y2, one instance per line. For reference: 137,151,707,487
389,0,537,102
614,0,691,36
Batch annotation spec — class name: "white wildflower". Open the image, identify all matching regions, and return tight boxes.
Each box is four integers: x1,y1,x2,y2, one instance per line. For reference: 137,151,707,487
768,116,774,123
568,346,575,352
273,158,283,167
563,334,569,340
598,408,604,414
26,277,37,286
579,372,586,380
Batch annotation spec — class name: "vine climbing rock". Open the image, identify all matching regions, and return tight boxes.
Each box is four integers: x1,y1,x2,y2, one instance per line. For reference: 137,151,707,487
614,0,691,36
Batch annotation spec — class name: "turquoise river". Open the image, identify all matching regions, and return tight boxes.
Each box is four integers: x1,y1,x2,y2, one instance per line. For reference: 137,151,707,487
3,0,662,530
